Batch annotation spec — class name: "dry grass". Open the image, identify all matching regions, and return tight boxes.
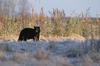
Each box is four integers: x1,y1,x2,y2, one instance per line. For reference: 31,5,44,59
0,61,19,66
0,51,5,61
0,35,100,66
67,33,86,42
0,34,18,41
0,44,8,51
80,55,93,66
34,48,49,60
12,52,32,63
88,52,100,63
0,33,85,42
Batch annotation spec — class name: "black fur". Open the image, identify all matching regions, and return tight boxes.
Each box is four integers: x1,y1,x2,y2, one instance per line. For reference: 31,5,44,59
18,26,40,41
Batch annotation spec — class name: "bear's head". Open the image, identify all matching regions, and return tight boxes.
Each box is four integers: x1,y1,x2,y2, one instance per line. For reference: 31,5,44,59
34,26,40,33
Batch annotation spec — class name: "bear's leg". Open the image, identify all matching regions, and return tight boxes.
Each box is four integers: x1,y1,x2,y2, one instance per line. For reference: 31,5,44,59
35,36,39,41
33,36,38,41
37,35,40,41
18,35,23,41
36,34,40,41
32,37,35,41
23,37,27,41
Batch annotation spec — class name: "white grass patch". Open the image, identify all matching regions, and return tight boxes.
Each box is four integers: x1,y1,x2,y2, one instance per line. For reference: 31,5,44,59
0,38,100,66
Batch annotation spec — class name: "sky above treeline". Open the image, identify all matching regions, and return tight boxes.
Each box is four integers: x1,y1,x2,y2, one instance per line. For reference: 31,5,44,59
29,0,100,17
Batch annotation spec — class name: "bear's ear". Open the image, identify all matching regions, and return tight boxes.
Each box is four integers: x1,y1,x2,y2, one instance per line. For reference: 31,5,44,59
34,26,36,28
34,26,37,29
34,26,40,28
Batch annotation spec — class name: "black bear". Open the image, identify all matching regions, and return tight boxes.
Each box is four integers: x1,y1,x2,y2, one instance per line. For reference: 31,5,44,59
18,26,40,41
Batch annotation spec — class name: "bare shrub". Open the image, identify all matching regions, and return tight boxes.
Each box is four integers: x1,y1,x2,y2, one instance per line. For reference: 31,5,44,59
80,55,93,66
0,44,10,51
49,55,73,66
0,51,5,61
34,48,49,60
0,61,19,66
12,52,31,63
88,52,100,63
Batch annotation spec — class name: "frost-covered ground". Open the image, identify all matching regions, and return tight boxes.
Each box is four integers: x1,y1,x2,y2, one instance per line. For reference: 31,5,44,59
0,38,100,66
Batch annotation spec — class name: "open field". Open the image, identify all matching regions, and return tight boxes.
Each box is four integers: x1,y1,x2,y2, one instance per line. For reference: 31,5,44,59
0,0,100,66
0,36,100,66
